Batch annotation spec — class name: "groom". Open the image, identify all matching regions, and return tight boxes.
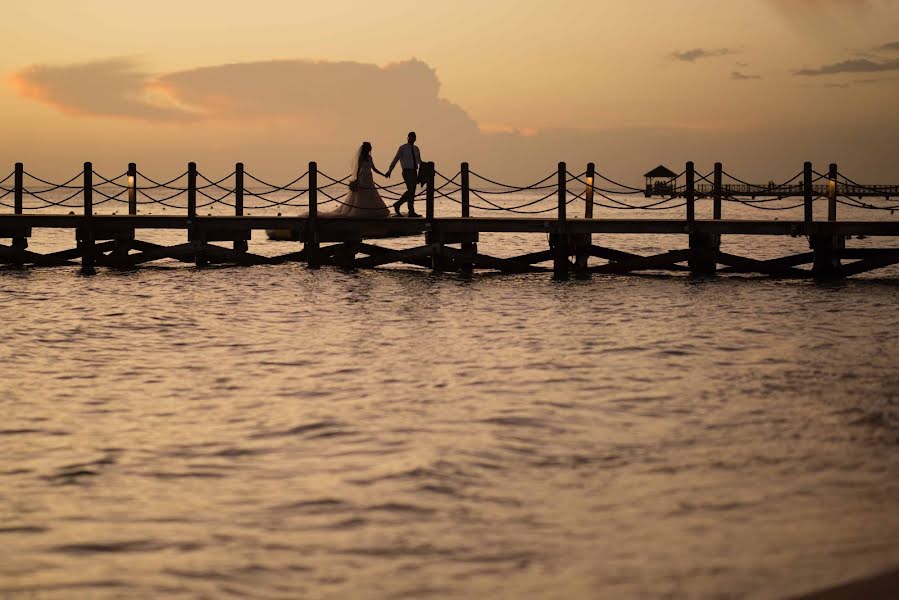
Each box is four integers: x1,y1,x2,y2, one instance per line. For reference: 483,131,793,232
386,131,422,217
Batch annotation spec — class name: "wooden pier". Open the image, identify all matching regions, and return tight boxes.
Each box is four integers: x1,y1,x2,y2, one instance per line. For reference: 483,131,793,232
2,161,898,280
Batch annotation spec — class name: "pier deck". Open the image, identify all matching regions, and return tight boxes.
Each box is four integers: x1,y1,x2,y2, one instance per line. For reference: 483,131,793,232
2,160,898,279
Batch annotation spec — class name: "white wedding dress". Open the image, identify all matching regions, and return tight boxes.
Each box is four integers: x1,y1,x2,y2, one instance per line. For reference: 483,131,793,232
325,158,389,218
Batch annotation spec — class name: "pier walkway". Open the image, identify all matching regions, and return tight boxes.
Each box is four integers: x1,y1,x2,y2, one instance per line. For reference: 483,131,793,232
1,161,898,280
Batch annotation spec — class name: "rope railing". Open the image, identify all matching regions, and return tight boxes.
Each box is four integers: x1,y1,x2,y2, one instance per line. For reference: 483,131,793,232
3,163,898,220
468,170,556,192
243,170,308,192
136,170,189,190
838,171,899,196
22,170,84,190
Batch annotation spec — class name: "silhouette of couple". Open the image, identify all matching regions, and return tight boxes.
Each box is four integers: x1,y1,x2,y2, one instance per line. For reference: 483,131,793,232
327,132,423,218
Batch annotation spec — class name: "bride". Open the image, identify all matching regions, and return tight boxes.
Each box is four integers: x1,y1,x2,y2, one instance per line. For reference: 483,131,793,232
325,141,390,218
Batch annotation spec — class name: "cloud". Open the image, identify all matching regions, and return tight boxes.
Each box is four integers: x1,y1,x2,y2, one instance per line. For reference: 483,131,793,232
670,48,736,62
9,58,480,140
8,58,194,121
731,71,762,80
795,57,899,75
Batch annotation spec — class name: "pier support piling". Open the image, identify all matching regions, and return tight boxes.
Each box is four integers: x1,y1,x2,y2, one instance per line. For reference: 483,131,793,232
234,163,248,254
305,162,320,268
459,162,476,274
811,234,844,280
80,162,96,275
553,162,570,280
12,163,27,266
689,232,720,276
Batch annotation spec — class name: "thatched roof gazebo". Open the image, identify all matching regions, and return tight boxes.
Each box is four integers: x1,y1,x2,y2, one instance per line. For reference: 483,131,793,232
644,165,679,197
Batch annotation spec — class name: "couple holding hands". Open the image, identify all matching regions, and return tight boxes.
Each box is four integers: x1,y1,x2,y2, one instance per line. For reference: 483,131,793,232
331,131,426,218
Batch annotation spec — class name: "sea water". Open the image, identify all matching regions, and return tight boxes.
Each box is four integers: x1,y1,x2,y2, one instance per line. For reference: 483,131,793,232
2,188,899,599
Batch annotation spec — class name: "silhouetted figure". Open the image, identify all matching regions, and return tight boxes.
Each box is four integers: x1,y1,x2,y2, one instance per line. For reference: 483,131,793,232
319,142,389,217
386,132,422,217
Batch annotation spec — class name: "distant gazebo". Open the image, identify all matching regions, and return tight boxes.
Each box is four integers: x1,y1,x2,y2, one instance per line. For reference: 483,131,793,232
644,165,679,197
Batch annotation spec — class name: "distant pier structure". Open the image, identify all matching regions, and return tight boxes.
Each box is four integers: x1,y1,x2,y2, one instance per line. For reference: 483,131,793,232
1,160,898,280
644,165,680,198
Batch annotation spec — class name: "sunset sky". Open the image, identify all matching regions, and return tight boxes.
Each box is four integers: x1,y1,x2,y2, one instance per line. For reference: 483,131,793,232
2,0,898,181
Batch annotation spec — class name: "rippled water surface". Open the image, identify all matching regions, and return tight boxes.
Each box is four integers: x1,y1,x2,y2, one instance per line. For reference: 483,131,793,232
3,205,899,598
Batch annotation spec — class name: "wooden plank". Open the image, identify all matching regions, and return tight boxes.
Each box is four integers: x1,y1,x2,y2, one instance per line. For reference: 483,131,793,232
354,244,437,269
268,249,307,264
719,252,814,273
716,252,811,278
589,249,692,274
838,251,899,278
354,243,431,268
0,244,78,266
442,247,549,273
127,241,196,265
506,249,554,265
1,214,899,237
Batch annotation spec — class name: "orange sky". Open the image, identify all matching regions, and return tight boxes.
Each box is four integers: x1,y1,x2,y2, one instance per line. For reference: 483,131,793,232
2,0,898,181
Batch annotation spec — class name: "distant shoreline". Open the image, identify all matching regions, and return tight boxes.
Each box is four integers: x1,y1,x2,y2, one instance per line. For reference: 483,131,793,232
789,567,899,600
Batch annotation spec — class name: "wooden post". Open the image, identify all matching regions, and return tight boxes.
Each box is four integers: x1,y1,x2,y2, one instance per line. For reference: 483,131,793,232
234,163,247,253
585,162,595,219
552,162,569,279
81,162,96,274
11,162,26,263
459,162,475,273
828,163,838,222
425,162,447,270
713,162,722,220
685,161,695,226
187,162,197,218
803,162,813,225
186,163,206,267
425,162,436,222
557,162,567,222
461,162,470,218
127,163,137,215
235,163,244,217
305,161,319,268
573,162,595,275
14,163,23,215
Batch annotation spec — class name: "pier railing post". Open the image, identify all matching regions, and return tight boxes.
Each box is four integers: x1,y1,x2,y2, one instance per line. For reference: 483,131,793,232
459,162,476,273
11,162,27,262
551,162,569,279
557,162,567,223
127,163,137,215
426,161,436,222
81,162,96,274
426,162,436,222
686,161,695,226
713,162,722,220
461,162,470,218
187,162,197,218
14,162,23,215
84,162,93,219
187,162,206,267
828,163,838,222
585,162,595,219
306,161,319,268
234,163,248,253
803,162,813,225
425,162,446,271
235,163,244,217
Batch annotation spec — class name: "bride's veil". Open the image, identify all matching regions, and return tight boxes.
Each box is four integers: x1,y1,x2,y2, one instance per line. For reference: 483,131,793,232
349,144,364,180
